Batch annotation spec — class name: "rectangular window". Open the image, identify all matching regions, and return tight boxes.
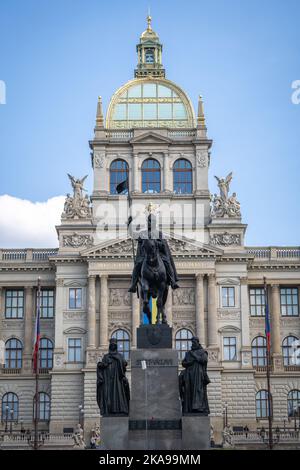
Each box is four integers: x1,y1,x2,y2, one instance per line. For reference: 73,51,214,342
221,287,235,307
69,288,82,309
68,338,82,362
158,103,172,119
280,287,299,316
173,103,187,119
39,289,54,318
5,290,24,318
249,287,265,316
223,337,237,361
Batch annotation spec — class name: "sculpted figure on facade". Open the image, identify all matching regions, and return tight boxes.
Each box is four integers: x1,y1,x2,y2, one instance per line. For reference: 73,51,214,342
62,174,92,219
211,172,241,218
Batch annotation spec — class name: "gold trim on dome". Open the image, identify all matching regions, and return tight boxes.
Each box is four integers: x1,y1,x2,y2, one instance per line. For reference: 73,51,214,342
106,77,196,129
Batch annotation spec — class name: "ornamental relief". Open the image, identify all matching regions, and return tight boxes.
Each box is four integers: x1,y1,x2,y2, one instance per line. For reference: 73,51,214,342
173,288,195,305
196,150,208,168
108,322,131,337
93,152,105,168
210,232,241,247
217,310,240,320
172,311,194,320
1,321,24,330
172,320,195,333
109,288,131,307
63,311,87,320
109,312,131,322
63,233,94,248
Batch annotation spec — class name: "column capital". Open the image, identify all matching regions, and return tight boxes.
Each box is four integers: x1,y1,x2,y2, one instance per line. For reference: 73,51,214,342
56,278,64,287
25,285,34,291
88,274,97,280
195,273,204,281
270,283,280,290
100,274,108,280
208,273,216,284
240,277,248,286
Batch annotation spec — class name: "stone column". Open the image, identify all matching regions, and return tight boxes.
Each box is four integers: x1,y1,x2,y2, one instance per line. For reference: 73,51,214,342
0,286,3,321
23,286,34,370
87,275,96,348
131,293,140,349
271,285,281,355
166,289,173,327
240,277,252,368
53,278,65,369
99,275,108,350
133,153,139,192
207,274,217,347
195,274,205,347
163,152,171,192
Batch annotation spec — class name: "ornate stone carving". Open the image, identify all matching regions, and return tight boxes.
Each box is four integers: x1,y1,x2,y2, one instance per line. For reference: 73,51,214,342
63,233,94,248
217,310,240,320
197,150,208,168
54,353,64,368
173,288,195,305
63,311,87,320
109,289,132,307
62,174,92,219
93,152,105,168
211,172,241,218
210,232,241,246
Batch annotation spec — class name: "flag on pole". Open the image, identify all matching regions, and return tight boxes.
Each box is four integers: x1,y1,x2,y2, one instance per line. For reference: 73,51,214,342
32,282,41,373
116,179,128,194
264,279,271,353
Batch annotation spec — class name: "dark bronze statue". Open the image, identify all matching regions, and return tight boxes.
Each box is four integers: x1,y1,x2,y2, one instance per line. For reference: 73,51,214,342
128,213,179,324
179,337,210,415
96,338,130,416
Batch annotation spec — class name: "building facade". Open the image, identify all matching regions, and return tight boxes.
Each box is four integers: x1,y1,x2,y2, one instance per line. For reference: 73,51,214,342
0,18,299,444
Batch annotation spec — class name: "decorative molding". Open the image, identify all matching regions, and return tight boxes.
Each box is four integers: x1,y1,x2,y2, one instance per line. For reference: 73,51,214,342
63,327,86,334
196,150,208,168
217,309,240,320
210,232,241,247
63,311,87,320
109,288,132,307
93,152,105,168
63,233,94,248
173,288,195,305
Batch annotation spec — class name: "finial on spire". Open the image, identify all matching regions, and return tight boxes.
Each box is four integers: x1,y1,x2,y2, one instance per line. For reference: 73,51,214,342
197,95,206,127
147,14,152,31
96,96,104,128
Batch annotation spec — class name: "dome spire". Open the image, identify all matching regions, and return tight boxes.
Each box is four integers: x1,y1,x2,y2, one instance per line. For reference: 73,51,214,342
134,15,165,78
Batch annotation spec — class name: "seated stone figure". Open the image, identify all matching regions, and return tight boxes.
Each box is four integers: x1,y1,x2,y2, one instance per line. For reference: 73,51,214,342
96,338,130,416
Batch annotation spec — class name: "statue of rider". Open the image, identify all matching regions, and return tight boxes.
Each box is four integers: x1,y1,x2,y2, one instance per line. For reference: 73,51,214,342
128,213,180,293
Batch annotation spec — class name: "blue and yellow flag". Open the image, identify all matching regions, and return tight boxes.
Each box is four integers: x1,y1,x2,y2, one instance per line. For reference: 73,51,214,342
143,296,157,324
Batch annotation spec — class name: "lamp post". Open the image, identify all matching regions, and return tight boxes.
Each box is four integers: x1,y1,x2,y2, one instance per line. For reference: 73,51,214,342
9,409,13,434
5,405,9,432
224,402,228,428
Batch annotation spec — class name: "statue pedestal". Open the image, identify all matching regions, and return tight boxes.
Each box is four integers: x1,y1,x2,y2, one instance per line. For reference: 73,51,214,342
182,415,210,450
137,324,172,349
100,416,129,450
129,348,181,450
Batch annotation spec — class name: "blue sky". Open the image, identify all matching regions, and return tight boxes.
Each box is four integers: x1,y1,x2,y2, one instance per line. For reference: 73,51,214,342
0,0,299,246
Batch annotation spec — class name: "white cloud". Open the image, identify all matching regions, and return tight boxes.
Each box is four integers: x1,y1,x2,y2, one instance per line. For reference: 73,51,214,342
0,194,65,248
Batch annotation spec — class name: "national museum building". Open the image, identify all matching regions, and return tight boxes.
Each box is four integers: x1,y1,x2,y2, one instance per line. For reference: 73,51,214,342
0,18,299,442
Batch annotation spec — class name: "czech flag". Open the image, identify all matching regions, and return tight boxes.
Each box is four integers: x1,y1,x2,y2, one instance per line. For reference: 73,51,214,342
264,280,271,353
32,286,41,373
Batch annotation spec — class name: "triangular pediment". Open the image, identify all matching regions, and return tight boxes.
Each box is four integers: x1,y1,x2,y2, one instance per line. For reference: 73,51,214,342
130,131,172,145
81,234,223,259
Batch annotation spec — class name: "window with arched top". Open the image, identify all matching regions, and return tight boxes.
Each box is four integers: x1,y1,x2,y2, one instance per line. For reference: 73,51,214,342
256,390,272,419
175,328,193,360
5,338,23,369
173,159,192,194
288,390,300,418
111,329,130,361
39,338,54,370
142,159,161,193
1,392,19,422
110,159,129,194
282,336,299,366
251,336,267,367
33,392,51,421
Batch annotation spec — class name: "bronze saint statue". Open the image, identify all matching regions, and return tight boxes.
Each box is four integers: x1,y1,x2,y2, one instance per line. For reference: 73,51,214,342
96,338,130,416
179,337,210,414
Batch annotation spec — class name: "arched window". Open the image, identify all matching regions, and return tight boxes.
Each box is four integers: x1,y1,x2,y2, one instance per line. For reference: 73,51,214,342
251,336,267,367
173,159,192,194
256,390,272,419
2,392,19,422
282,336,299,366
110,159,129,194
142,159,161,193
39,338,54,370
288,390,300,418
5,338,22,369
175,328,193,360
33,392,50,421
111,329,130,361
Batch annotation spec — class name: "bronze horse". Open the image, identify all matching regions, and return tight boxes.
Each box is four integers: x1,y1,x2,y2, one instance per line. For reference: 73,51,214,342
140,238,168,324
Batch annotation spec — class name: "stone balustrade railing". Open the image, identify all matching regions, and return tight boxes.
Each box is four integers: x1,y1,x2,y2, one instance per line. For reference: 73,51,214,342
168,129,196,138
246,247,300,260
0,248,58,262
105,130,133,140
232,430,300,444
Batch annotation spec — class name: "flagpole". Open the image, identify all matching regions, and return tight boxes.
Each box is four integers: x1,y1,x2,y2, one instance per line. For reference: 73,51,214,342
264,277,273,450
34,277,41,450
